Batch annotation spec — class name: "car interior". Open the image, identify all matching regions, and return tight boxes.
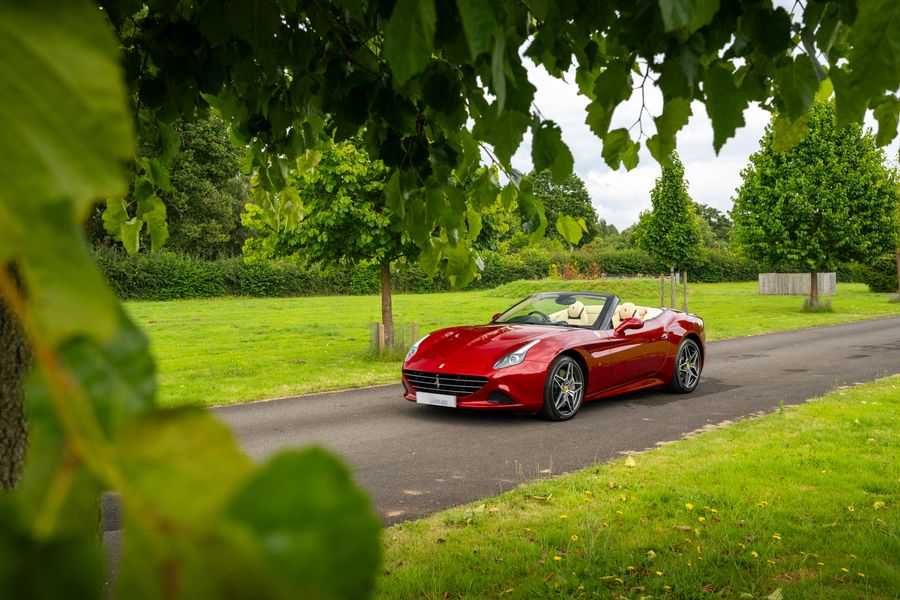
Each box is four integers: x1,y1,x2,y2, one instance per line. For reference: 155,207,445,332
547,301,664,329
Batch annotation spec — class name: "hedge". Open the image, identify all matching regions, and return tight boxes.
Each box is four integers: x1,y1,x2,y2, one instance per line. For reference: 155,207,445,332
850,254,899,293
94,246,763,301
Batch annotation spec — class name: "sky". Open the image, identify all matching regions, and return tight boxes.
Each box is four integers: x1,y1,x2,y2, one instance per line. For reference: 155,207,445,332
508,61,898,231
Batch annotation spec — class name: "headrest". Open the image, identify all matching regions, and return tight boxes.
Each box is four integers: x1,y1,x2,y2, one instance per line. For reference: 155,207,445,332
636,307,648,319
617,302,637,320
567,300,585,319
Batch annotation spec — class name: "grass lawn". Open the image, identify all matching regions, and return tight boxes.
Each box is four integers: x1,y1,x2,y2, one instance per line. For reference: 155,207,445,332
124,280,900,407
376,376,900,599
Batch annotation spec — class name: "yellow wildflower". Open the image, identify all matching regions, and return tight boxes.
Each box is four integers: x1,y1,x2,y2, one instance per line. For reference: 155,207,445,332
559,514,569,519
685,503,695,510
841,568,849,573
757,501,768,507
772,532,782,541
554,555,562,561
751,551,759,558
663,585,672,591
698,516,706,523
656,571,664,577
571,534,578,542
858,573,866,578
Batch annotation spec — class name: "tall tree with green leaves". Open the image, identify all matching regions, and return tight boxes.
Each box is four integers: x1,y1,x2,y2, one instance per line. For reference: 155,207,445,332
530,170,600,246
733,101,897,307
243,140,419,349
693,202,733,248
634,153,703,300
88,115,250,258
5,0,900,596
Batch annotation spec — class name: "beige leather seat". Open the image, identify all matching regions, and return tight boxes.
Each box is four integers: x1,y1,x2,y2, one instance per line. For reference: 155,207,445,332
611,302,637,328
566,300,591,325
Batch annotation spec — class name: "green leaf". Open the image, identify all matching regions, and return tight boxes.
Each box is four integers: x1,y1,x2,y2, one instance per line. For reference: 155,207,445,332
556,215,585,245
0,501,103,600
384,0,436,86
473,109,530,166
466,207,483,240
120,217,142,255
118,409,253,531
146,158,172,192
774,56,820,119
873,96,900,146
101,198,129,236
846,0,900,116
601,128,639,170
0,0,133,220
703,63,747,153
136,193,169,251
647,97,693,165
657,0,720,33
532,119,574,184
772,113,810,152
13,199,120,343
491,33,507,110
456,0,496,58
226,449,381,600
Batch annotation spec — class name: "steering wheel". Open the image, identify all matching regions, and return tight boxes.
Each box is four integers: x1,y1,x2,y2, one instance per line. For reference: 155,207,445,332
526,310,551,322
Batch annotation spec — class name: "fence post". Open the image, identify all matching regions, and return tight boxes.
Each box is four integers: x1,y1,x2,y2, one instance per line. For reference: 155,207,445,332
683,270,688,312
660,274,665,307
378,323,385,353
411,321,418,343
670,267,676,308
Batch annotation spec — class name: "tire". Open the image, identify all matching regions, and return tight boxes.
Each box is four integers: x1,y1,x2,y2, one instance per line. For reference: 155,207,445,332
538,355,585,421
669,337,702,393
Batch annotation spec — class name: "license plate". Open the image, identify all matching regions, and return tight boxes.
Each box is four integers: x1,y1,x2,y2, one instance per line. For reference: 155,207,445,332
416,391,457,407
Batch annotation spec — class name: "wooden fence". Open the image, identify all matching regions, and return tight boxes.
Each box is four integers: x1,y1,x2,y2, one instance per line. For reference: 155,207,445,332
758,272,836,296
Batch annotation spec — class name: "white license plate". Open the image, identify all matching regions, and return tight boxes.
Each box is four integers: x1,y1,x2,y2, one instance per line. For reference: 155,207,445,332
416,391,457,408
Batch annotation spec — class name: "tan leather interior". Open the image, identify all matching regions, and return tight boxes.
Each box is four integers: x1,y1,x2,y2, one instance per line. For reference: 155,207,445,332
611,303,663,328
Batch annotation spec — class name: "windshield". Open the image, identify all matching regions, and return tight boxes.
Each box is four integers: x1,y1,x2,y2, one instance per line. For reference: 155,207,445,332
494,293,609,328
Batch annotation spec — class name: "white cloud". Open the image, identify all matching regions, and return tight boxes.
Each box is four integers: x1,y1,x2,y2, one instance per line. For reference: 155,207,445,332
505,58,900,231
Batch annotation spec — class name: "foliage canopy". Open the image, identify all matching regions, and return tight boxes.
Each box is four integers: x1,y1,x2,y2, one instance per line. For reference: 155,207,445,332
733,102,897,274
634,153,702,271
4,0,900,598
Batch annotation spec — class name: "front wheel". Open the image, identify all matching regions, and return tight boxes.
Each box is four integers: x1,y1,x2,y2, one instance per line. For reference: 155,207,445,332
669,338,702,393
538,356,585,421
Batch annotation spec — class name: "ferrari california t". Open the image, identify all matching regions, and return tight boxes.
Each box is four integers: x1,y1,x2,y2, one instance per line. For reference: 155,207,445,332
401,291,704,420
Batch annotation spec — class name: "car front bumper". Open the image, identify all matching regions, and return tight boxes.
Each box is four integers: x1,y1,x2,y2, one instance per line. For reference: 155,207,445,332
401,357,547,411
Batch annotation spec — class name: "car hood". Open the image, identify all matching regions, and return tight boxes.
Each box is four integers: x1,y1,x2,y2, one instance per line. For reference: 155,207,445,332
417,324,569,363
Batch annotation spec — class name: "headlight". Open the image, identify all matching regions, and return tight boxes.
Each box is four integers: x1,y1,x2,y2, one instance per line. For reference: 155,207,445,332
405,334,430,362
493,339,540,369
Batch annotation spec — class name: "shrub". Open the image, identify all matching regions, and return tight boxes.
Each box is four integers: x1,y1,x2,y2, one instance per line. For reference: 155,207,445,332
853,254,899,293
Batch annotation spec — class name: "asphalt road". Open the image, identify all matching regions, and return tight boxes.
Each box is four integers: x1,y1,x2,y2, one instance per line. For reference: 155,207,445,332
214,317,900,525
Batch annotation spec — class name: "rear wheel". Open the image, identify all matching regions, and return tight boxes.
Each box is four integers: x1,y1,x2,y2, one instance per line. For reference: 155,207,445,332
538,356,585,421
669,338,702,393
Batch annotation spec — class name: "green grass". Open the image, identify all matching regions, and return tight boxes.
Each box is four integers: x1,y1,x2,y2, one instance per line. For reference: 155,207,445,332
125,281,900,407
376,376,900,599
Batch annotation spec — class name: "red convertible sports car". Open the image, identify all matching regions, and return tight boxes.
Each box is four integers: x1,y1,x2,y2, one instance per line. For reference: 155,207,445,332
402,291,705,420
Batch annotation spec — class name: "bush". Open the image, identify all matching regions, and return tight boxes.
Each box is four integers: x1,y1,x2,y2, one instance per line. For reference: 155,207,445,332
853,254,899,293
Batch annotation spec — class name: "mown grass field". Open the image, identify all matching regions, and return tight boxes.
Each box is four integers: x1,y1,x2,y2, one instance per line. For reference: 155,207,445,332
376,376,900,599
124,280,900,407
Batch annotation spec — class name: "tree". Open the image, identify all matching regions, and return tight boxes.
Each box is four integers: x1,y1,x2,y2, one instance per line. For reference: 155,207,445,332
634,153,702,302
530,171,601,246
243,140,416,349
733,101,897,307
87,115,250,258
693,202,733,248
5,0,900,597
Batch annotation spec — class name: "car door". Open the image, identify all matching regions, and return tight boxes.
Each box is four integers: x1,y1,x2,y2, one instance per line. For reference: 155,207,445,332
582,319,669,396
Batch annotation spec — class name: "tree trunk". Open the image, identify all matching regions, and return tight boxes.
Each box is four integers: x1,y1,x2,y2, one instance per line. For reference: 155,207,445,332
895,251,900,295
0,268,30,490
670,266,676,308
683,269,689,312
809,270,819,309
380,261,393,351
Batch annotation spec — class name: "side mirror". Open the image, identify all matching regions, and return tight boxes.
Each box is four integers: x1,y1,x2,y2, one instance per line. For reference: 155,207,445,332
614,317,643,336
491,312,502,322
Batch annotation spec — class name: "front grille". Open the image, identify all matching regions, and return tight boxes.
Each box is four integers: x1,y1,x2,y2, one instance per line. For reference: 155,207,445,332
403,370,489,397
